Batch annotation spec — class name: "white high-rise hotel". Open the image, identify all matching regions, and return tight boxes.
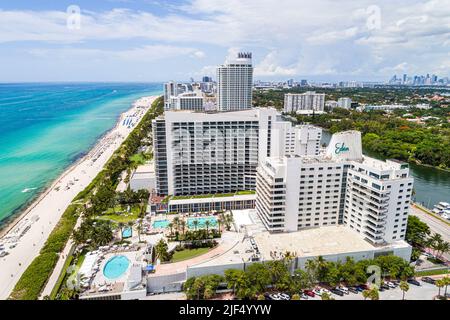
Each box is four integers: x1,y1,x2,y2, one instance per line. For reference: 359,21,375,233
153,52,414,248
217,52,253,111
152,108,322,196
256,131,413,245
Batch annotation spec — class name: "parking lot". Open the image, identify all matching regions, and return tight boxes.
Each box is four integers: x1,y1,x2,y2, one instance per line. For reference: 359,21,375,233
303,282,440,300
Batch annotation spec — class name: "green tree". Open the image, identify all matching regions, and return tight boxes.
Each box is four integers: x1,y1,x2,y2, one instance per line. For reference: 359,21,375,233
245,263,271,293
321,292,334,300
435,279,445,297
155,239,171,262
399,281,409,300
291,293,300,300
405,215,430,247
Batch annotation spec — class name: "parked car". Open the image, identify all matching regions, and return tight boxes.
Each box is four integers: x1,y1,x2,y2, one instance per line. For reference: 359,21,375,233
269,293,282,300
354,286,364,292
407,278,421,286
264,293,272,300
421,277,436,285
338,286,349,294
313,288,322,296
385,281,396,288
380,284,390,290
303,290,315,297
348,287,359,294
279,293,290,300
359,284,369,290
301,293,309,300
331,288,344,296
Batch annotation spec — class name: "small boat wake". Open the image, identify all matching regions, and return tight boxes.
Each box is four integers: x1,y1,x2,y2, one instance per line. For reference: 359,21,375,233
21,187,37,193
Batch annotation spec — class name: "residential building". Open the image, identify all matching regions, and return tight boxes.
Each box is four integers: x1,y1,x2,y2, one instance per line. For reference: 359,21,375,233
283,92,325,113
255,130,413,245
337,97,352,109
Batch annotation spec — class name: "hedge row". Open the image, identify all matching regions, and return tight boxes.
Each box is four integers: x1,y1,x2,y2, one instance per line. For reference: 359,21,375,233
8,95,163,300
9,252,59,300
9,204,79,300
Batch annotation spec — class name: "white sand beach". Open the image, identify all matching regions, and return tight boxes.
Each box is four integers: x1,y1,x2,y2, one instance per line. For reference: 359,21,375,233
0,95,159,299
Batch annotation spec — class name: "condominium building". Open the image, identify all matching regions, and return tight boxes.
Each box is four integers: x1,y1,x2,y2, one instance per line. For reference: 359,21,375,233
337,97,352,109
283,92,325,113
163,81,178,110
217,52,253,111
152,108,322,197
255,130,413,245
169,92,204,111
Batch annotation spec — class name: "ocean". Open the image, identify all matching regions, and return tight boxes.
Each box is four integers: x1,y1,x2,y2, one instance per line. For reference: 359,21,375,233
0,83,162,226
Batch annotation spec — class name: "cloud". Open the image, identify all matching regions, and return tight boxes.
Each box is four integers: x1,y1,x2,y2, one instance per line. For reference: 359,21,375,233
0,0,449,80
27,45,205,62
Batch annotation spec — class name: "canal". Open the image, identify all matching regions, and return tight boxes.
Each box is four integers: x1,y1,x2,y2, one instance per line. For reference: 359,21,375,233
321,130,450,209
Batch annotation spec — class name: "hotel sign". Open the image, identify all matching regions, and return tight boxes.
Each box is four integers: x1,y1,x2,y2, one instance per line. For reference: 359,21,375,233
335,142,350,154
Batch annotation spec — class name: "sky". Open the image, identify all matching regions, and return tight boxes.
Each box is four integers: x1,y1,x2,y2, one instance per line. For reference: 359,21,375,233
0,0,449,82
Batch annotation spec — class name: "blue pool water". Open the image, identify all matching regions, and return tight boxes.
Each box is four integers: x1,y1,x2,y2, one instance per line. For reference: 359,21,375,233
122,227,132,238
152,219,170,229
103,255,130,279
187,217,218,229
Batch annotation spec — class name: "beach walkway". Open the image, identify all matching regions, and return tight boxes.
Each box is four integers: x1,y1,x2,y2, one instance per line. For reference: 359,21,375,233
0,96,158,300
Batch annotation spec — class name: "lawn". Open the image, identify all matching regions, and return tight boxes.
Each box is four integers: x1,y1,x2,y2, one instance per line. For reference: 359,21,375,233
415,268,449,277
170,247,212,263
130,152,147,166
97,205,141,223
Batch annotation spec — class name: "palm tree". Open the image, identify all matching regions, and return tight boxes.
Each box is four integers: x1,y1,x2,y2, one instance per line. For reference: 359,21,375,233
168,223,173,237
136,220,143,242
436,241,450,260
443,276,450,296
180,220,186,236
399,281,409,300
118,222,124,240
435,279,445,298
173,216,180,233
193,219,199,231
427,233,443,257
205,220,211,237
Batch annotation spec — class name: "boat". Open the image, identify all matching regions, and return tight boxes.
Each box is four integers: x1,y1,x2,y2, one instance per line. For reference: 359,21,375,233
433,202,450,214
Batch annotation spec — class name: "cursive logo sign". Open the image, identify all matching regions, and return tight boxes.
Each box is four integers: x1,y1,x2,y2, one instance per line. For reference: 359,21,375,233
335,142,349,154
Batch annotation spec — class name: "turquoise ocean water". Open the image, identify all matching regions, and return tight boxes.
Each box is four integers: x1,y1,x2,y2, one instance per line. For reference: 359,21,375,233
0,83,162,226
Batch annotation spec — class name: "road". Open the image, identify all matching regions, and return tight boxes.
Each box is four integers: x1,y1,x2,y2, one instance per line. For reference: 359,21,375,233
410,204,450,261
410,206,450,242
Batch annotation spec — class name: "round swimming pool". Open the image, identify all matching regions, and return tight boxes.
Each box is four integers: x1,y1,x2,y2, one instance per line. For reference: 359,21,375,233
103,255,130,280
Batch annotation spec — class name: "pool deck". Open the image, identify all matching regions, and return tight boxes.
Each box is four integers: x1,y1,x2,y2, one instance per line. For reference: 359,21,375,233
90,251,142,288
148,232,238,277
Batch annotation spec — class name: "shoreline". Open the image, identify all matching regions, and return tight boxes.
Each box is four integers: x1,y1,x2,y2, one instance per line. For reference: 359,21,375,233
0,95,159,299
0,96,150,238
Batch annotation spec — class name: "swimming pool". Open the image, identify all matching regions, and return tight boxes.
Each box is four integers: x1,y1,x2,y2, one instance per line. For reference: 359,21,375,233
103,255,130,280
187,216,218,230
152,219,170,229
122,227,132,238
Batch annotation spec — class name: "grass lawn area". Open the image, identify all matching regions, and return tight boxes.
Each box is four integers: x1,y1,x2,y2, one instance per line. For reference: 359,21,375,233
415,268,449,277
130,153,147,165
170,247,212,263
97,206,141,223
236,190,255,195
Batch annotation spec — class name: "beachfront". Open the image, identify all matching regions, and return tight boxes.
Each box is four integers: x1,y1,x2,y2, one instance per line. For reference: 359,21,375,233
0,95,159,299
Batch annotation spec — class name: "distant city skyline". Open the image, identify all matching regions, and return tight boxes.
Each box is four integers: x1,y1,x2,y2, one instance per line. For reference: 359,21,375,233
0,0,449,82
